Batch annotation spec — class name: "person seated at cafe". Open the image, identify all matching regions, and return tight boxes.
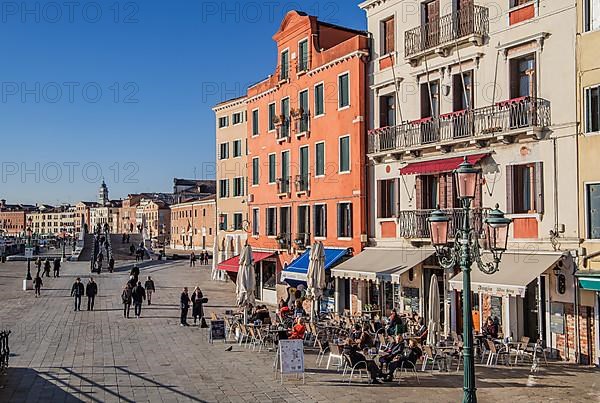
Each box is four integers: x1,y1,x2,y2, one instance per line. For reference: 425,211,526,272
383,339,422,382
251,305,271,324
342,338,383,384
288,317,307,340
482,316,498,339
294,299,306,317
351,324,363,341
278,299,291,318
415,319,428,343
357,326,375,350
387,309,402,336
378,334,405,369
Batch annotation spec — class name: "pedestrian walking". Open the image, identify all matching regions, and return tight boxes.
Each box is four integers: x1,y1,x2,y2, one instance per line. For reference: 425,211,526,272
121,285,132,318
180,287,190,326
130,265,140,283
86,277,98,311
42,258,51,278
132,281,146,318
108,257,114,273
70,278,84,311
33,275,43,297
189,252,196,267
129,244,135,256
191,287,206,326
35,257,42,276
53,258,61,278
144,276,155,305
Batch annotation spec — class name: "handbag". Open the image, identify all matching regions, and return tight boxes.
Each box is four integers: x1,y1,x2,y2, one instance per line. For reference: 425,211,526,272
201,297,208,304
200,317,208,328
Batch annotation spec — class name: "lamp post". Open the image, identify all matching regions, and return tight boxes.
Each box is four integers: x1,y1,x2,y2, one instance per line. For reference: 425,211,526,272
61,228,67,262
428,158,511,403
26,217,33,281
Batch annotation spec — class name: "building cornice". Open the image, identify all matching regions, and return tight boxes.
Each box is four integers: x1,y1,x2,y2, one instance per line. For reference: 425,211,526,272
307,50,370,76
359,0,389,11
212,97,247,113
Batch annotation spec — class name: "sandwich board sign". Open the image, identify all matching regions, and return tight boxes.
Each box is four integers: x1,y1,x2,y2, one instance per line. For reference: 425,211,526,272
209,320,226,343
275,339,305,384
25,248,34,259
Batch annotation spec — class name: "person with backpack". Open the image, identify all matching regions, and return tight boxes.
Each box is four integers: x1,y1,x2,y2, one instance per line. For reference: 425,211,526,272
121,284,133,318
132,281,146,318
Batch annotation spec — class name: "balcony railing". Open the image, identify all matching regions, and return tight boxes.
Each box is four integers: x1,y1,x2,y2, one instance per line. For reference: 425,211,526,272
276,119,290,141
397,208,487,239
276,232,291,249
294,173,310,193
368,97,551,154
294,113,310,134
405,5,489,58
293,232,310,249
276,176,291,195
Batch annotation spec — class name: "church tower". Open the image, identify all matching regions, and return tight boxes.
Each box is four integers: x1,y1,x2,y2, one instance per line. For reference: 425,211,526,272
98,180,109,206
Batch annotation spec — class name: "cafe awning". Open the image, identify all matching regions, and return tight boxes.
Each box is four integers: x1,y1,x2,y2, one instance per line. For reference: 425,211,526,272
217,251,275,273
399,153,489,175
330,248,434,284
449,252,565,298
576,272,600,292
280,248,349,283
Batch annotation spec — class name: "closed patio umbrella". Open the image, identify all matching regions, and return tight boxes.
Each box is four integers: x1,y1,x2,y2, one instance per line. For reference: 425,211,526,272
427,274,440,346
306,241,326,321
236,244,255,324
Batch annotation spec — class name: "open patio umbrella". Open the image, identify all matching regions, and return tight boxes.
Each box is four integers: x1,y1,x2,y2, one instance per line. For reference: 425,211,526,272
306,241,326,321
236,244,255,324
427,274,440,346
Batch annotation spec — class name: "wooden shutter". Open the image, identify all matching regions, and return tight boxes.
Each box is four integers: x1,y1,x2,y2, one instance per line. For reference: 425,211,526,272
505,166,514,214
534,162,544,214
384,17,395,54
416,176,423,210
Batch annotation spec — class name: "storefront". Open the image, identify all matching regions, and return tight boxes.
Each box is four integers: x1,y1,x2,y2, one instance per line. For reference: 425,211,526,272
216,251,279,305
449,252,566,346
576,272,600,366
330,247,434,316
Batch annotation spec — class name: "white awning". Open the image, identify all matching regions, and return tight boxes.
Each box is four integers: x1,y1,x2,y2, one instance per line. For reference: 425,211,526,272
331,248,434,284
449,252,565,298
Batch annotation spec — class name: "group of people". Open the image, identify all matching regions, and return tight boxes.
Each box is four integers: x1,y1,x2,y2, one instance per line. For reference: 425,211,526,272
32,257,61,297
387,310,428,343
121,266,155,318
189,251,210,267
121,233,132,243
69,277,98,311
129,242,147,262
93,251,114,274
179,286,206,326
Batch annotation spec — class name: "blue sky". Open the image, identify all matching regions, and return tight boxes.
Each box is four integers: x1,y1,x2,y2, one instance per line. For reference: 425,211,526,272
0,0,366,205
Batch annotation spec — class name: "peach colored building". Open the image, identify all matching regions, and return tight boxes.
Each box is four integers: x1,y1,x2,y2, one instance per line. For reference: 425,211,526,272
0,200,34,236
240,11,370,305
170,196,216,251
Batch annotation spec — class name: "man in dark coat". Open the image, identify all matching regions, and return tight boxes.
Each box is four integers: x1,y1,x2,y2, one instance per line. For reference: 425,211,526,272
180,287,190,326
130,265,140,283
70,278,84,311
122,285,132,318
86,277,98,311
53,258,61,278
132,281,146,318
42,258,51,278
191,287,204,326
144,276,155,305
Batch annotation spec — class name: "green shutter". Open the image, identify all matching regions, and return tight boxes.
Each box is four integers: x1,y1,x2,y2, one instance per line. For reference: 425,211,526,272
340,137,350,172
589,184,600,239
315,84,324,115
316,143,324,176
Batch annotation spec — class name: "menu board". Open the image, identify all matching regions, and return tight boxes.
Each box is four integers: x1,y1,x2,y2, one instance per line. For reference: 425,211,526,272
403,287,420,314
279,339,304,374
209,320,226,342
550,302,565,335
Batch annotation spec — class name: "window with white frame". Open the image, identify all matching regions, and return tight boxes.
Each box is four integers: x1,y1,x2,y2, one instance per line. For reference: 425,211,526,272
232,112,243,125
219,142,229,160
219,179,229,198
314,83,324,116
339,135,350,173
315,142,325,176
337,202,353,238
586,183,600,239
298,39,309,72
252,157,259,186
233,139,242,157
218,116,229,128
585,0,600,32
268,103,276,131
266,207,277,236
268,154,276,183
233,177,244,197
314,204,327,238
252,208,259,236
233,213,243,230
585,85,600,133
252,109,259,135
338,73,350,108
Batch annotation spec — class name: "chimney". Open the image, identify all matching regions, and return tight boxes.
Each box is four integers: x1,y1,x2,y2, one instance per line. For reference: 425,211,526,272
0,199,5,209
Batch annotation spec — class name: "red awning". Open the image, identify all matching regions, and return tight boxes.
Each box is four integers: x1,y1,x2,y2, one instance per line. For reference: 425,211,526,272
217,251,276,273
399,153,490,175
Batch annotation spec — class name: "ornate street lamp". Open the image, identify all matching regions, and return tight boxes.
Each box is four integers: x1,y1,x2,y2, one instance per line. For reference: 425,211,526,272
428,157,511,403
61,228,67,262
26,217,33,281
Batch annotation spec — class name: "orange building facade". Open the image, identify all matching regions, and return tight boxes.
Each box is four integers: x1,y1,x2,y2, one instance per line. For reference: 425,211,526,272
245,11,370,304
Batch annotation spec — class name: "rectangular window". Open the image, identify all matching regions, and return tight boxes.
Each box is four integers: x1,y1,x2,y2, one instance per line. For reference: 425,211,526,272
232,112,243,125
421,80,440,118
299,90,309,132
252,109,259,136
420,175,439,210
266,207,277,236
314,204,327,238
280,49,289,80
219,214,228,231
232,139,242,158
233,213,243,230
252,208,260,236
280,150,290,193
339,136,350,173
337,203,353,238
268,103,276,131
510,0,531,7
585,85,600,133
379,95,395,127
219,142,229,160
453,71,473,111
233,177,244,197
298,39,309,71
268,154,276,183
506,162,544,214
586,183,600,239
297,205,310,238
315,142,325,177
378,179,397,218
382,16,395,54
219,179,229,198
252,157,259,186
338,73,350,108
314,83,324,116
279,206,290,237
510,54,536,98
585,0,600,32
218,116,229,128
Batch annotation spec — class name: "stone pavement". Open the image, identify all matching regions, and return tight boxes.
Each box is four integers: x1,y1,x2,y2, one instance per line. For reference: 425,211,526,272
0,260,598,403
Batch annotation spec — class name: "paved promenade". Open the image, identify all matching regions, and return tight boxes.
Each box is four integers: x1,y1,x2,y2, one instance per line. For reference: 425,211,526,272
0,260,598,402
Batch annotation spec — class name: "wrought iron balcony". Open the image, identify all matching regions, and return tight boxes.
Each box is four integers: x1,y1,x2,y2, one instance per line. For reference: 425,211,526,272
294,173,310,193
276,176,291,195
368,97,551,154
293,232,310,249
397,208,487,239
405,5,489,59
276,232,291,249
276,119,290,141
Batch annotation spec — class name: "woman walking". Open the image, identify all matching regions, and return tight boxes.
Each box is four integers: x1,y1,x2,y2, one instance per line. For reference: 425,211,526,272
191,287,205,326
121,284,133,318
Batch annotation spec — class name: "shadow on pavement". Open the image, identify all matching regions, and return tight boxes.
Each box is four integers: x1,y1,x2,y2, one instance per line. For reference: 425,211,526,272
0,367,85,402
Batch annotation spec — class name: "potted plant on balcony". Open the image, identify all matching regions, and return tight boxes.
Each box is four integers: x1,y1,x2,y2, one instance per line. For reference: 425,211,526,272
293,234,306,249
276,234,289,248
272,115,282,127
